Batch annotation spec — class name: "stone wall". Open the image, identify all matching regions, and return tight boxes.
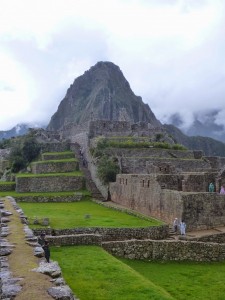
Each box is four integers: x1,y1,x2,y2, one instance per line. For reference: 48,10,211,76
39,142,70,153
15,193,84,202
33,224,169,242
121,157,211,173
156,173,216,192
42,152,75,161
47,234,102,246
31,160,79,174
0,159,10,172
0,182,16,192
204,156,225,170
182,193,225,230
16,175,85,192
110,174,225,230
110,174,183,224
101,148,203,160
102,239,225,262
190,232,225,243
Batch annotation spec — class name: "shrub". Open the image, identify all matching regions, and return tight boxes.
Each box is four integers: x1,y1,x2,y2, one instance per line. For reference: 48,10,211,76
97,156,120,184
22,137,41,162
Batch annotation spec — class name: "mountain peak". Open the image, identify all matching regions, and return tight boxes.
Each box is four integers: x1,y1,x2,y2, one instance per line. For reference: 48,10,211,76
47,61,161,130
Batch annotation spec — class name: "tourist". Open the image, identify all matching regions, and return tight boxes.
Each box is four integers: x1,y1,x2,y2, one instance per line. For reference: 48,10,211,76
43,240,50,263
173,218,179,234
208,182,215,192
37,233,46,247
220,185,225,195
180,220,186,235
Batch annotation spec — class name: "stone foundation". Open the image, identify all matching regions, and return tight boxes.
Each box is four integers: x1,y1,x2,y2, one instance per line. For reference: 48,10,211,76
110,174,225,231
16,175,85,192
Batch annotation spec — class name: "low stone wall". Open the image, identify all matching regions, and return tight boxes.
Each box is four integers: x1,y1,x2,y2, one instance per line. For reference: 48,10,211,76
189,232,225,243
16,175,85,192
0,182,16,192
15,193,84,202
31,160,79,174
42,152,75,161
33,225,169,242
102,239,225,262
121,157,211,173
46,234,102,246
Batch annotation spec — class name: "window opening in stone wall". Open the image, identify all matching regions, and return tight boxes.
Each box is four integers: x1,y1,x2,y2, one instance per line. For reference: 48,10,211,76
147,180,150,187
126,179,127,185
142,180,144,187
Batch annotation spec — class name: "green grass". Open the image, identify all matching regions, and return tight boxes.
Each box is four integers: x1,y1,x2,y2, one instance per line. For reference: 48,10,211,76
0,190,90,197
0,181,15,185
119,259,225,300
31,158,78,164
16,171,83,177
42,151,73,155
19,200,162,228
51,246,174,300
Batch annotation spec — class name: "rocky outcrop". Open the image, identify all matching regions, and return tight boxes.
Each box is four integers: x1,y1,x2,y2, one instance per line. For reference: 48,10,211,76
47,61,161,130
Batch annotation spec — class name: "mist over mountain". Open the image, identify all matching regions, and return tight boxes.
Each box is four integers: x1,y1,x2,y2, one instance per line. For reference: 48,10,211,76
168,110,225,143
0,123,45,140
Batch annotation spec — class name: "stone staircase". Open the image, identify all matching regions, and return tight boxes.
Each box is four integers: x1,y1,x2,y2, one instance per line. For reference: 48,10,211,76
72,143,105,201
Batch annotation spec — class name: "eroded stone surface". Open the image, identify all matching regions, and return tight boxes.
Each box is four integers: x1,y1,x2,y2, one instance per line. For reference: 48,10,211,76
33,261,61,278
47,285,76,300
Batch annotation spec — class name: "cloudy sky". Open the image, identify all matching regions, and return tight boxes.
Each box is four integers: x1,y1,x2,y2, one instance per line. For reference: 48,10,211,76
1,0,225,132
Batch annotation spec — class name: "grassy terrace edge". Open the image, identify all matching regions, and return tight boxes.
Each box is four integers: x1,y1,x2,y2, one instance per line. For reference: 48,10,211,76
16,171,83,177
0,190,91,197
42,151,74,155
31,158,78,164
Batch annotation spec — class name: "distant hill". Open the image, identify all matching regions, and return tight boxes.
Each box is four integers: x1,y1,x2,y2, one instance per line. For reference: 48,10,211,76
169,110,225,144
47,61,161,130
164,124,225,156
0,123,45,141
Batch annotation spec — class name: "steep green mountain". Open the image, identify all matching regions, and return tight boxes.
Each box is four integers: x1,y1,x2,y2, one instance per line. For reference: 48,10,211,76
47,61,161,130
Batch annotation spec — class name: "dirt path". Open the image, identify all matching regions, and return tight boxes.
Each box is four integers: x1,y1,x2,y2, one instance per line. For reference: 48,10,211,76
3,198,53,300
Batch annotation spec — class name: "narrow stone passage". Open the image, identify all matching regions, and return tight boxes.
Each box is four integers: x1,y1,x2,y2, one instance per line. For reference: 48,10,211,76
3,198,53,300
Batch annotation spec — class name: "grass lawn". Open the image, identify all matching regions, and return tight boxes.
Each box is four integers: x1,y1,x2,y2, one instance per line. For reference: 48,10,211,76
51,246,174,300
19,200,162,228
119,259,225,300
